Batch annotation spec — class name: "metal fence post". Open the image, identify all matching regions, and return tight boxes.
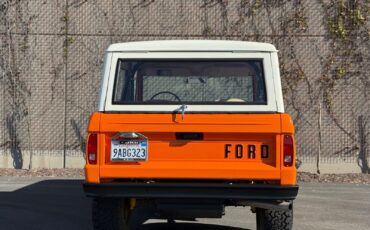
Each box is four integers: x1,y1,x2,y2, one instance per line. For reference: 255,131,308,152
63,0,69,169
358,116,369,174
317,102,322,174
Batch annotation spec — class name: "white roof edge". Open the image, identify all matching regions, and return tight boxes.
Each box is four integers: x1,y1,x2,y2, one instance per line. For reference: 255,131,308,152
106,40,277,53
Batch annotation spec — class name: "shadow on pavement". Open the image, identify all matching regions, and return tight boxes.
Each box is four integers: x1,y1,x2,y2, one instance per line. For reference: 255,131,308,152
139,223,247,230
0,180,91,230
0,179,250,230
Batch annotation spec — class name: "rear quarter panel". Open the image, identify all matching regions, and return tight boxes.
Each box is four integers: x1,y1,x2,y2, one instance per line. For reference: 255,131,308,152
85,112,296,185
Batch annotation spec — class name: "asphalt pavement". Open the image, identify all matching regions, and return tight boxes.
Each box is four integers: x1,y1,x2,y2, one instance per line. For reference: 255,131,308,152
0,177,369,230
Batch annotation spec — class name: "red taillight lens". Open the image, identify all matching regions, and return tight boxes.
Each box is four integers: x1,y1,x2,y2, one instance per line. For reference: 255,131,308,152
283,135,294,167
87,133,97,165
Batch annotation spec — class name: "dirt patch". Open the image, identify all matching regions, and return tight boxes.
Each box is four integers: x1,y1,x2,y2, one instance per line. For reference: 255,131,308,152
0,168,84,177
0,169,369,184
297,172,370,184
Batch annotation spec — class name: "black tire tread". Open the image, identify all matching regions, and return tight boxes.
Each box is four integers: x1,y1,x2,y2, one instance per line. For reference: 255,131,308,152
257,208,293,230
92,198,129,230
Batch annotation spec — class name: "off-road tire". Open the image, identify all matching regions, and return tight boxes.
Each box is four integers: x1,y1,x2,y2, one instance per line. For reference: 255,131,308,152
92,198,130,230
256,208,293,230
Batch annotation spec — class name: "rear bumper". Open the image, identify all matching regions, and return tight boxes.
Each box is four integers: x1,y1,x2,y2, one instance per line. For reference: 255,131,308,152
83,182,299,200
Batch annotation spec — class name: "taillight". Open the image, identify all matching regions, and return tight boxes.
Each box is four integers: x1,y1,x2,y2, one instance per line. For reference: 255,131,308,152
283,135,294,167
87,133,97,165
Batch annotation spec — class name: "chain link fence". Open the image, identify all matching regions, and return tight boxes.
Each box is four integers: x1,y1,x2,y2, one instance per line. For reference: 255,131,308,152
0,0,369,171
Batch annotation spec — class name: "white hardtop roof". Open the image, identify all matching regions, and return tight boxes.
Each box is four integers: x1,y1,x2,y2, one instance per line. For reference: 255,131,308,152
106,40,277,53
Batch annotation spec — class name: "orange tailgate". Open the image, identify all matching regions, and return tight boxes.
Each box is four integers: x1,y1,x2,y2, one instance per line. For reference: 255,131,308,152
86,113,293,183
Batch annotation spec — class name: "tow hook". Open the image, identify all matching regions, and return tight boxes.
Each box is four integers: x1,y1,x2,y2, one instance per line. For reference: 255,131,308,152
130,198,136,210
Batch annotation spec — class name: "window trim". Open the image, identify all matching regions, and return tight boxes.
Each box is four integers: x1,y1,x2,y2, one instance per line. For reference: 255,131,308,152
104,52,277,112
112,59,267,106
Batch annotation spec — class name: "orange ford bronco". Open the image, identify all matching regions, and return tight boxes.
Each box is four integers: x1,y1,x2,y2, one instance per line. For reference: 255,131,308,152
83,40,298,230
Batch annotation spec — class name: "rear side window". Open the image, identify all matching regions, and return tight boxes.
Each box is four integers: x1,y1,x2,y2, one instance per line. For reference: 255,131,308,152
113,60,267,105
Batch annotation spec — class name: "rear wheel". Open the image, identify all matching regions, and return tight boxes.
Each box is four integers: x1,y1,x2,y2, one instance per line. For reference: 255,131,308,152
92,198,130,230
256,207,293,230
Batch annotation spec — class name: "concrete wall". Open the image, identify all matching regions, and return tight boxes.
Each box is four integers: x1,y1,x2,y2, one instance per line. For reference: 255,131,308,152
0,0,369,172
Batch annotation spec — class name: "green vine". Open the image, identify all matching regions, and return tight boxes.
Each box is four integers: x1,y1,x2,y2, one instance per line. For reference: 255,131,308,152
0,0,35,169
60,12,71,59
251,0,263,14
327,0,367,40
275,1,314,122
320,0,369,113
281,7,308,34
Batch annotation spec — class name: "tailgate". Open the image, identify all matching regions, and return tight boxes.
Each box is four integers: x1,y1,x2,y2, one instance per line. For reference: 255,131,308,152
97,113,282,180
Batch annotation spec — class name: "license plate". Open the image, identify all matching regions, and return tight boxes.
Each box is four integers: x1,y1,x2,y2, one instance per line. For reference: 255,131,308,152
111,140,148,161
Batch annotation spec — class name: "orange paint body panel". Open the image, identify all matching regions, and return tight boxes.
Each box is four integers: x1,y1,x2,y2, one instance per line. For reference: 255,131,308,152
85,112,296,185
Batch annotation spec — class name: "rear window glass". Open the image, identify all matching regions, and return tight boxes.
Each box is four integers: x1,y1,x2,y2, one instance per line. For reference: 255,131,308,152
113,60,267,105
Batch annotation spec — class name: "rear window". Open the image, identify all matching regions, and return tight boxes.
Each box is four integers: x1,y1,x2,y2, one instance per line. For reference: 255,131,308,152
113,60,267,105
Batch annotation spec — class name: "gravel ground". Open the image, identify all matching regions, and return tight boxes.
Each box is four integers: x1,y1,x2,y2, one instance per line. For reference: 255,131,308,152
0,169,370,184
297,172,370,184
0,168,84,178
